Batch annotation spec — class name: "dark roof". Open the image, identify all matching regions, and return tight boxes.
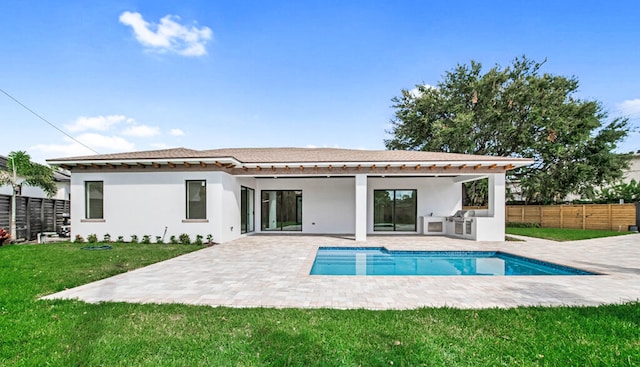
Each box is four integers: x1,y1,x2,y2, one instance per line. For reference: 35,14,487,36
48,147,532,164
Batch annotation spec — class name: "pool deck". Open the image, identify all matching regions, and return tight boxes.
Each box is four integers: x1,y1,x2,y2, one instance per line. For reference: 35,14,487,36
42,233,640,309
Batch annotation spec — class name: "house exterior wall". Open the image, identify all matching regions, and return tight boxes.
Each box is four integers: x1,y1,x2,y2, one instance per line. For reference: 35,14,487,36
625,155,640,183
255,177,356,234
70,170,235,243
69,170,507,243
367,176,462,233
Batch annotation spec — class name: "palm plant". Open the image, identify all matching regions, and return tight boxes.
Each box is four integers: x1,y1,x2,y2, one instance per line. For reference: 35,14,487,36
0,151,57,241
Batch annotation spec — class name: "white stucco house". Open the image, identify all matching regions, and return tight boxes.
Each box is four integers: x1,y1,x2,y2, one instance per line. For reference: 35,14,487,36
47,147,532,243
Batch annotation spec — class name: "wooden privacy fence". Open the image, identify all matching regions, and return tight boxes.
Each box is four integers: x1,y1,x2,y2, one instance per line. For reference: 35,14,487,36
0,194,70,241
506,203,638,231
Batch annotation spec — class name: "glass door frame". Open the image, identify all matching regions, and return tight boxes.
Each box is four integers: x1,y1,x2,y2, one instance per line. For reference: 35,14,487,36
373,189,417,232
241,186,255,234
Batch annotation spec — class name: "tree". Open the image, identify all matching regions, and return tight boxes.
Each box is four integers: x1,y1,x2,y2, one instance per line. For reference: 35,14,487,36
462,178,488,207
386,56,631,203
0,151,57,241
596,179,640,203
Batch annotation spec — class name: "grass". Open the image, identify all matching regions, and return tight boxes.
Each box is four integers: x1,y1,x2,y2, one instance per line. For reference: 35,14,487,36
506,227,636,241
1,242,639,366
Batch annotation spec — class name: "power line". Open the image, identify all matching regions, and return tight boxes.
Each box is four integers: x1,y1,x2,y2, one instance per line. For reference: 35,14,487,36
0,87,99,154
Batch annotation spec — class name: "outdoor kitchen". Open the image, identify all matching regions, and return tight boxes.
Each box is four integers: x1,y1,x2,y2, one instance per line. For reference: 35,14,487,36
421,209,500,240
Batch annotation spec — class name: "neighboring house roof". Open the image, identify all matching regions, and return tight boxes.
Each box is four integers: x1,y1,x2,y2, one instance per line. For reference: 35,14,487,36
53,170,70,182
48,147,532,167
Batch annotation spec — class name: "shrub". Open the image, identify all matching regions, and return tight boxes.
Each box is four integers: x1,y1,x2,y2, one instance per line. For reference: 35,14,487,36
596,179,640,203
141,235,151,244
73,234,85,243
130,235,138,244
116,236,124,243
169,235,178,245
194,235,203,246
206,234,214,245
87,234,98,243
506,222,541,228
179,233,191,245
155,236,164,244
103,233,111,242
0,227,11,245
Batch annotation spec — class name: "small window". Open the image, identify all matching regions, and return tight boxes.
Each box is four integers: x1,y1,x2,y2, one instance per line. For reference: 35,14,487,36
85,181,104,219
186,180,206,219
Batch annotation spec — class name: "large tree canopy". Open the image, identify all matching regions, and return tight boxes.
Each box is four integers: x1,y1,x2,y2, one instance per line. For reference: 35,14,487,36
386,56,630,203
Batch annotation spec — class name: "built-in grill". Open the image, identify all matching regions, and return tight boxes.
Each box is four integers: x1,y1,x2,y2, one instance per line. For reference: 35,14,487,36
448,210,475,235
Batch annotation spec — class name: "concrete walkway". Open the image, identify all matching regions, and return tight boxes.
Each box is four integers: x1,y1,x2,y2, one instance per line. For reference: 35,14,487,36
42,233,640,309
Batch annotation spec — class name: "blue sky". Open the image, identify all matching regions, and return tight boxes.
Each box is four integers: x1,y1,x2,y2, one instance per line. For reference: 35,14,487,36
1,0,639,163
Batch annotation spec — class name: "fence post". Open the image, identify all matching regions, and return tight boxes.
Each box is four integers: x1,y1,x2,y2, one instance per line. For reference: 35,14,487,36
25,197,31,240
582,205,586,230
40,199,45,234
521,206,524,223
52,200,57,233
608,204,612,231
560,206,564,229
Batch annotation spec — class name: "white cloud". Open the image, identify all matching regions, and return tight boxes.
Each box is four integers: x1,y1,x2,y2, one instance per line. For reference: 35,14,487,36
65,115,133,132
121,125,160,137
31,141,97,159
119,11,213,57
306,144,340,149
31,134,135,159
150,143,170,149
75,133,135,151
409,84,436,98
169,128,185,136
617,99,640,117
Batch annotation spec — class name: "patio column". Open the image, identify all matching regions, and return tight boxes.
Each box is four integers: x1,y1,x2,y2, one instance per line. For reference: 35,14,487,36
268,191,277,230
487,173,505,218
355,174,367,241
487,173,506,240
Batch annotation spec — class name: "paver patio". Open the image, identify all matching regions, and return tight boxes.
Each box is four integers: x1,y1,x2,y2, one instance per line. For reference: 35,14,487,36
43,234,640,309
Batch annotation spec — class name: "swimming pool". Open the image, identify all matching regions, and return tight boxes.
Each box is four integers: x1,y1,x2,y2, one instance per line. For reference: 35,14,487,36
310,247,596,276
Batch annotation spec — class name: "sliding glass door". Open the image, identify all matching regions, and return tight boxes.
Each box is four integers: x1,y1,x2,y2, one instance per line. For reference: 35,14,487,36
241,186,255,234
261,190,302,231
373,189,417,231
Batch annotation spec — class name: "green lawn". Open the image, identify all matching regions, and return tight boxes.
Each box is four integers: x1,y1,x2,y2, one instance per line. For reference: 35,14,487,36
1,242,639,366
506,227,636,241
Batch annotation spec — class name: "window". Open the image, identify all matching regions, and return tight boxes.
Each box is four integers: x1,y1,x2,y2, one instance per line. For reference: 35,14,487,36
186,180,207,219
261,190,302,231
85,181,103,219
373,189,417,231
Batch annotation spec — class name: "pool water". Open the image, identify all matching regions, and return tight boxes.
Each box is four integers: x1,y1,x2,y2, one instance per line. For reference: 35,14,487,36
310,247,595,276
